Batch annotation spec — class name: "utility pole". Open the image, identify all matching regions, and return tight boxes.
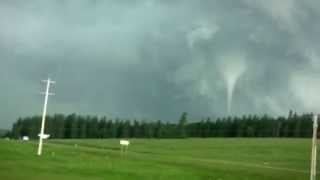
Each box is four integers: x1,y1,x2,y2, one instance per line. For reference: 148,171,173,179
310,114,318,180
37,78,55,156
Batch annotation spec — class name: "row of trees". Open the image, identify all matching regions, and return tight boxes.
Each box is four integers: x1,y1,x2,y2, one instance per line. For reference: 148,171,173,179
10,111,314,139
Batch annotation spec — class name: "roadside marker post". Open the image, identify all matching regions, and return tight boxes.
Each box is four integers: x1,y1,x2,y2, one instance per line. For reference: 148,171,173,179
120,140,130,156
310,114,318,180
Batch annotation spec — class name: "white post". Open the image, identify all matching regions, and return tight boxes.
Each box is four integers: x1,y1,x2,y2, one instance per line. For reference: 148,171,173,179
37,78,55,156
310,114,318,180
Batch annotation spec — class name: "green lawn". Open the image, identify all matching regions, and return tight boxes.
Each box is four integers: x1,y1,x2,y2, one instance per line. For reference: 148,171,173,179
0,138,316,180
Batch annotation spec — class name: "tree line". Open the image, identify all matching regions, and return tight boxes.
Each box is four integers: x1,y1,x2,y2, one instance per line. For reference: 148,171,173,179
9,111,315,139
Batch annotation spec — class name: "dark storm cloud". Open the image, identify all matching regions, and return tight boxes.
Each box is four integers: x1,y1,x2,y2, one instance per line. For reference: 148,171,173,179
1,0,320,128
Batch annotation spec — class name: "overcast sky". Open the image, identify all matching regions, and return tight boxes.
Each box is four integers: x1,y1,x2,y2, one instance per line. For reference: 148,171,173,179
1,0,320,128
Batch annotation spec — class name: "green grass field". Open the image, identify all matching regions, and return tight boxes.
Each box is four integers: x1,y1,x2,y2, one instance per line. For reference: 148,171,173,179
0,138,316,180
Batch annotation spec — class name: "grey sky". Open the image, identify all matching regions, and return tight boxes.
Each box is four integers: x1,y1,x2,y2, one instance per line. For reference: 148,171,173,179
1,0,320,128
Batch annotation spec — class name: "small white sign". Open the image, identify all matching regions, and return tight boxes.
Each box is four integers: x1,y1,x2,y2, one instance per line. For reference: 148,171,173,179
22,136,29,141
120,140,130,146
38,134,50,139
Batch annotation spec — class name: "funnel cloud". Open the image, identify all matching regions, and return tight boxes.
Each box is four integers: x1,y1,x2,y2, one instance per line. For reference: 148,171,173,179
217,52,247,114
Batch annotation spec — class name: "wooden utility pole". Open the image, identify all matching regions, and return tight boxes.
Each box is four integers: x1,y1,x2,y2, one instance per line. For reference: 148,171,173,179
37,78,55,156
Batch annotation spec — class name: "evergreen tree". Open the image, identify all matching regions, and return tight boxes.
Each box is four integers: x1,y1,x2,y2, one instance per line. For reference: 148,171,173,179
78,117,87,138
9,111,315,139
132,120,141,138
293,113,301,137
154,120,163,138
120,120,131,138
178,112,188,138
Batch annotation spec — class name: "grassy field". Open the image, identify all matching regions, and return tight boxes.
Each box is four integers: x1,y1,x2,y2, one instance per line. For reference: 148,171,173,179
0,138,316,180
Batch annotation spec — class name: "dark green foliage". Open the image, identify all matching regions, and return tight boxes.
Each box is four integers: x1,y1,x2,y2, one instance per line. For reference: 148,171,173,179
9,111,314,139
178,112,188,138
154,120,164,138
